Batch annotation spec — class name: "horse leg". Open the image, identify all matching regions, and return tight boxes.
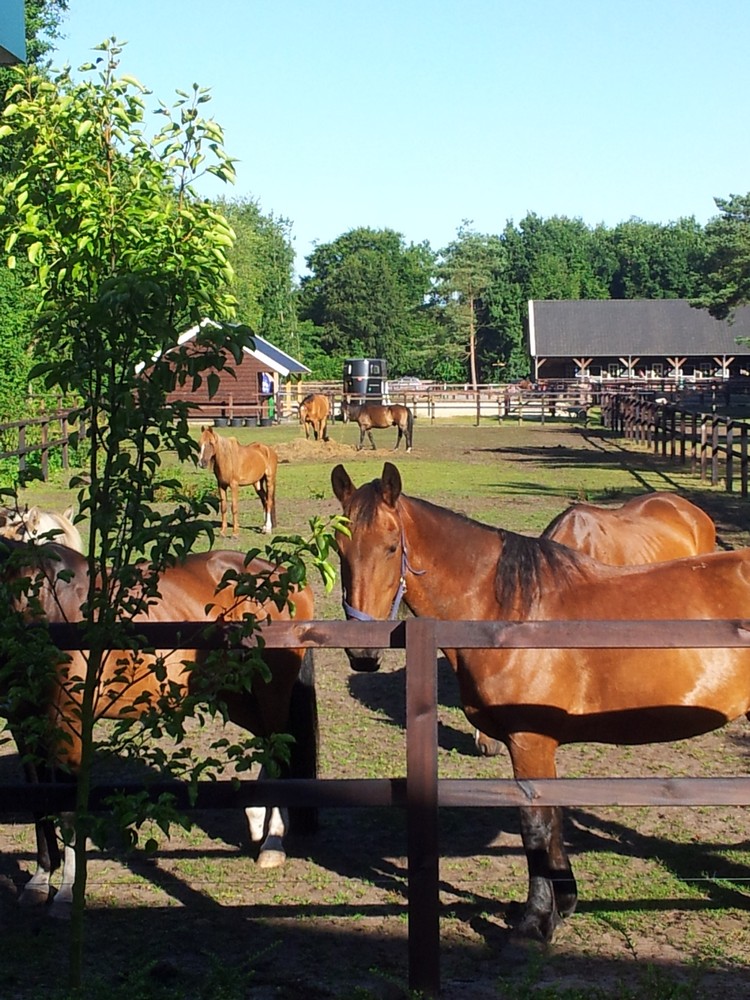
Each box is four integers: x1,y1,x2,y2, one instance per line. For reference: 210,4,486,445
393,426,403,450
255,477,273,534
218,485,229,537
507,734,577,941
367,429,376,450
244,650,318,866
230,483,240,538
48,811,76,920
245,775,289,869
356,425,365,450
474,728,503,757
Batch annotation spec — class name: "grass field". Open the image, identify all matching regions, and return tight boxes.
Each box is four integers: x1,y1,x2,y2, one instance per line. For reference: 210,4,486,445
1,416,749,1000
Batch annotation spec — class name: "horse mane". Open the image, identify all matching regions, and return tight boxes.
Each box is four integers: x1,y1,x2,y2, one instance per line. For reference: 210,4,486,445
403,495,585,618
496,530,583,617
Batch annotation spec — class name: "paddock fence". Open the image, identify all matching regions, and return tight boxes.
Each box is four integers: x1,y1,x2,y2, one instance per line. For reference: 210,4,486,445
3,616,750,997
601,392,750,496
0,409,80,481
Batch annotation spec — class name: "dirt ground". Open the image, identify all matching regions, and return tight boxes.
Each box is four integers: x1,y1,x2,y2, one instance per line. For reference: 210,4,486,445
1,424,749,999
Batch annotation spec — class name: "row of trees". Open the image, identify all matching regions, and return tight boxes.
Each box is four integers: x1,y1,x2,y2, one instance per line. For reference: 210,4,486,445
295,209,750,384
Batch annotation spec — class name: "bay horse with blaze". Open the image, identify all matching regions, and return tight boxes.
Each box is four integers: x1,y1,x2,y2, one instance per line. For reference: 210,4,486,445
331,461,750,943
298,394,330,442
198,426,278,536
1,540,318,917
341,400,413,452
477,491,717,755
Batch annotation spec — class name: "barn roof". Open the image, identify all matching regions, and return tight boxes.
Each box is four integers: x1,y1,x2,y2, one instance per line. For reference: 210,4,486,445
177,319,310,376
528,299,750,357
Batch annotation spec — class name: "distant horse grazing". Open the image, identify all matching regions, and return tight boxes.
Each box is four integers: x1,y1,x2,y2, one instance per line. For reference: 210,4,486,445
1,541,318,916
198,426,278,536
476,491,717,756
0,505,83,553
341,400,413,452
299,394,330,442
331,461,750,942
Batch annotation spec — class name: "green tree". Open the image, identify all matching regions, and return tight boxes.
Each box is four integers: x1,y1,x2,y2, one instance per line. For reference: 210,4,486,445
691,194,750,320
435,223,509,387
219,197,298,355
0,40,339,987
604,217,707,300
297,226,436,374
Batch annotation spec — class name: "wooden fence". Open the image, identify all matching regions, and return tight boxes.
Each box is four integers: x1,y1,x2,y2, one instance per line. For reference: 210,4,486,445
602,392,750,496
0,410,79,481
3,616,750,997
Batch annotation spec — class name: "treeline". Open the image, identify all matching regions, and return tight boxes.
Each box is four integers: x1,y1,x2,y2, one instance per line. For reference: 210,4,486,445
237,204,750,386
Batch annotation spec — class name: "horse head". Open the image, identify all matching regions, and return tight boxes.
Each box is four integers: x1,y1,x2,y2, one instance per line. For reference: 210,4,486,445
197,426,217,470
331,462,405,672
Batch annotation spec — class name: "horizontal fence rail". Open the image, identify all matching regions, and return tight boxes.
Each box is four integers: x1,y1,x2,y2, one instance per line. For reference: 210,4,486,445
602,392,750,497
4,616,750,996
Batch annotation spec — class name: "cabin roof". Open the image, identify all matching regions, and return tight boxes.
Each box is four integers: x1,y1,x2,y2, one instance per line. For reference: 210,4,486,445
178,319,310,376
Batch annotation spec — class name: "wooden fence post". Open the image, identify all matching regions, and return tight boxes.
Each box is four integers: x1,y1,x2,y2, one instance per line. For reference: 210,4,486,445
406,616,440,998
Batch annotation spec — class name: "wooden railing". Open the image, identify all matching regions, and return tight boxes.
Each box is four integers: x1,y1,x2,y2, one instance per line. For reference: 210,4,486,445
602,392,750,497
0,410,80,481
4,616,750,997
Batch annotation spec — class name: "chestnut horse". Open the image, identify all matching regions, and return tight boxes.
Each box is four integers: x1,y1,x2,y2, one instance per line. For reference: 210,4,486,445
198,426,278,536
476,492,717,756
299,394,330,442
331,462,750,942
341,400,413,453
2,541,317,916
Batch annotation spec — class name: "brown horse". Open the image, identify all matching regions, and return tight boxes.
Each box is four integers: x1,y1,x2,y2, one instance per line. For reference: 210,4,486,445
543,491,716,562
341,400,413,452
331,462,750,942
2,540,317,916
198,426,278,536
476,491,717,756
299,393,330,442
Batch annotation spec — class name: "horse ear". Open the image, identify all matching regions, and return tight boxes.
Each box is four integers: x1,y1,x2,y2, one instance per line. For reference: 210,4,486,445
62,506,74,522
331,464,355,504
380,463,402,507
26,506,41,530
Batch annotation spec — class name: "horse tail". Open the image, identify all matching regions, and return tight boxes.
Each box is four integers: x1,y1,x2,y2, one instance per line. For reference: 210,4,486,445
406,407,414,445
286,649,319,834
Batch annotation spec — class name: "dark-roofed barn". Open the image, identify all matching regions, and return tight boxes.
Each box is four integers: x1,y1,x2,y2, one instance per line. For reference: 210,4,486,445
528,299,750,383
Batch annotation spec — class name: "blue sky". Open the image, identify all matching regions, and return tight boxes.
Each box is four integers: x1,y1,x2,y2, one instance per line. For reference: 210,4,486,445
53,0,750,277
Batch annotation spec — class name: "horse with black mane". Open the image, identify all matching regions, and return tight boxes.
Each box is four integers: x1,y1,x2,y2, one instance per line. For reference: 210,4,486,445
341,400,413,453
331,461,750,942
1,540,318,917
477,491,717,756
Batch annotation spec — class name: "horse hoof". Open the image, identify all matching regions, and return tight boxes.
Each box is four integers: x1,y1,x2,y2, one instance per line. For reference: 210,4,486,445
505,901,560,942
256,849,286,869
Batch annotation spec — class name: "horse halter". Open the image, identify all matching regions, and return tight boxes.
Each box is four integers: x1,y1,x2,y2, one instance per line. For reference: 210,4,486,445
342,524,425,622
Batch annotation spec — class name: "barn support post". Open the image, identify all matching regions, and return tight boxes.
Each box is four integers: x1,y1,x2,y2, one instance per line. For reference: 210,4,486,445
406,616,440,998
741,425,748,498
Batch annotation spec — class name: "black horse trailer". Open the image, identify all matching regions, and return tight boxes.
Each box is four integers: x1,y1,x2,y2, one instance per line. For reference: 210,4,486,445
343,358,387,402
